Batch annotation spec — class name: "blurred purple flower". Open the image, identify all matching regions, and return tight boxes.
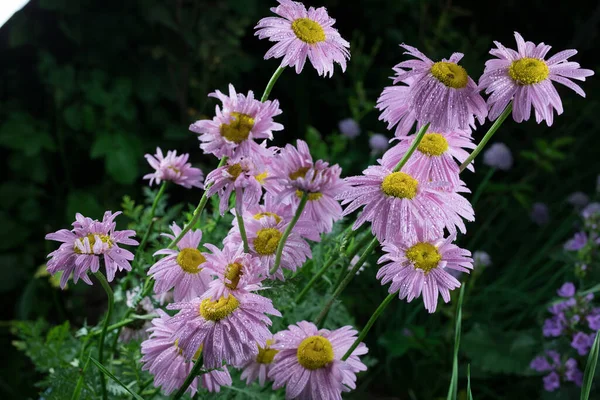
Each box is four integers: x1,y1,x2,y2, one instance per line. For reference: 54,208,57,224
565,358,583,386
531,202,550,226
587,313,600,330
543,316,564,337
369,134,389,153
571,332,594,356
482,142,513,170
564,232,588,251
557,282,576,298
338,118,360,138
543,371,560,392
567,191,590,210
473,250,492,268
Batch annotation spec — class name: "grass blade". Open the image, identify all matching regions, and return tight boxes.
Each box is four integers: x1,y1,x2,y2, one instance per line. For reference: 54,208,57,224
467,364,473,400
447,286,466,400
580,331,600,400
89,357,144,400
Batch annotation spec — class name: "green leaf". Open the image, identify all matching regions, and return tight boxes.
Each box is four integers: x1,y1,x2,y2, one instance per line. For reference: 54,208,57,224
0,112,55,156
66,191,104,221
89,357,144,400
580,331,600,400
91,133,142,184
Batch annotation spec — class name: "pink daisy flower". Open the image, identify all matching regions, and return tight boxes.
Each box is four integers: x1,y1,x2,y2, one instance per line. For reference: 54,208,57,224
143,147,204,189
141,310,232,395
377,227,473,313
382,129,476,187
479,32,594,126
240,338,279,386
204,155,267,215
226,213,312,280
45,211,138,288
168,292,281,368
255,0,350,77
148,223,213,302
269,321,368,400
202,243,265,300
190,84,283,158
377,46,487,136
338,161,474,242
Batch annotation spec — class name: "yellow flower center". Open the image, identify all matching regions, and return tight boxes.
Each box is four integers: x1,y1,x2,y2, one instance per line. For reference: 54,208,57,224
256,339,278,364
381,172,418,199
418,133,449,156
406,242,442,274
291,18,326,44
430,61,469,89
508,57,549,85
289,167,310,181
296,189,323,201
255,171,268,184
199,295,240,321
224,262,243,290
297,336,334,370
73,233,113,254
253,228,282,255
253,212,282,224
176,248,206,274
220,112,255,143
227,163,243,180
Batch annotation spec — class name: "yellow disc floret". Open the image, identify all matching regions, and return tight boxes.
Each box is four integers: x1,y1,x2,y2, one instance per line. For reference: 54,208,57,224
220,112,255,143
227,163,243,180
297,335,334,370
381,172,418,199
176,248,206,274
255,171,268,184
289,167,310,180
508,57,549,85
253,228,282,255
296,189,323,201
406,242,442,274
74,233,113,254
224,262,243,290
256,339,278,364
418,133,449,156
199,295,240,321
253,212,282,224
431,61,469,89
291,18,326,44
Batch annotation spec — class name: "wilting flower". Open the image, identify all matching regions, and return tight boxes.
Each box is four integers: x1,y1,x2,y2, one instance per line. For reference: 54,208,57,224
382,129,475,187
377,227,473,313
269,321,368,400
143,148,204,189
479,32,594,126
377,46,487,137
205,156,267,215
531,202,550,226
226,214,312,280
168,292,280,368
339,160,474,242
255,0,350,77
338,118,360,138
482,142,513,170
148,224,212,302
369,134,390,153
190,84,283,158
240,339,279,386
119,291,155,343
141,310,232,395
203,243,264,299
45,211,138,288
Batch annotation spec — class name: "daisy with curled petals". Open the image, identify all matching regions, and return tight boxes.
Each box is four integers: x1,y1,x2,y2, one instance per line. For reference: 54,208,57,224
255,0,350,77
382,129,475,187
141,310,232,395
45,211,138,288
377,227,473,313
148,223,212,302
479,32,594,126
143,147,204,189
168,292,281,368
189,84,283,158
269,321,368,400
240,338,279,386
202,243,264,300
226,214,312,280
204,156,267,215
377,46,487,136
338,160,474,242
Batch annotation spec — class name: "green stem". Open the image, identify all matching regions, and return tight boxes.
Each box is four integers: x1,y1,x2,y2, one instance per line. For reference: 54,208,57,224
393,123,430,172
341,292,396,361
470,168,495,207
269,192,309,275
460,103,513,172
235,189,250,253
70,355,91,400
135,181,168,259
315,237,379,327
93,272,114,400
260,66,285,102
168,157,227,249
172,355,204,400
333,233,374,289
295,256,336,304
89,314,156,337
